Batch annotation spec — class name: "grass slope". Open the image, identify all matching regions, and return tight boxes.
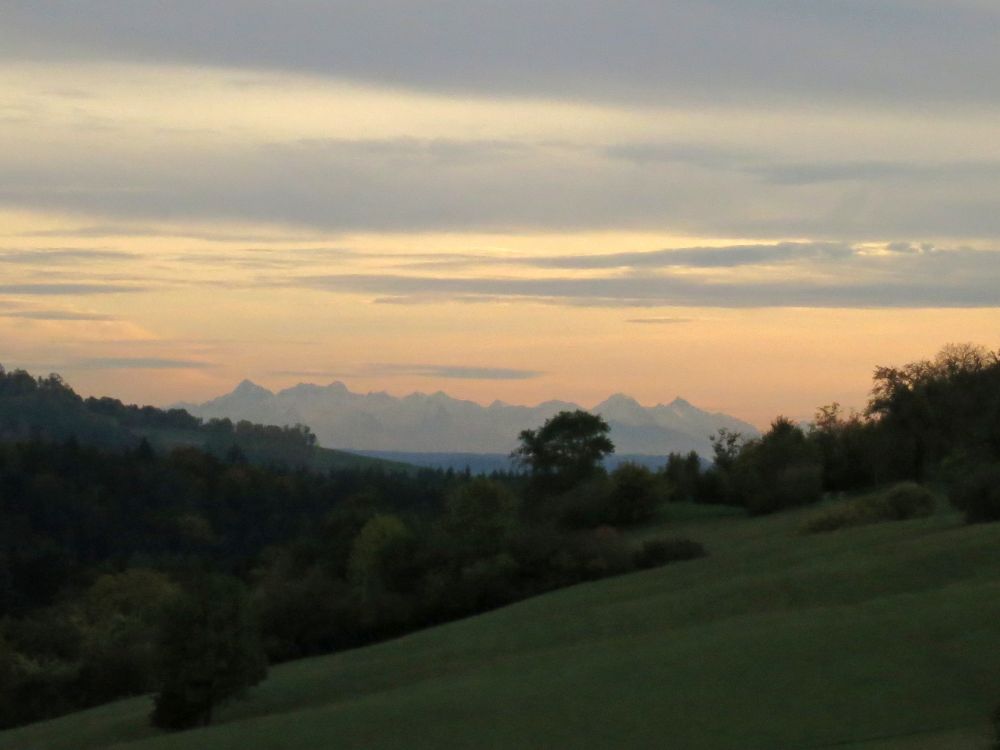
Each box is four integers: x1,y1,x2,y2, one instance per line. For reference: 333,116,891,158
4,503,999,750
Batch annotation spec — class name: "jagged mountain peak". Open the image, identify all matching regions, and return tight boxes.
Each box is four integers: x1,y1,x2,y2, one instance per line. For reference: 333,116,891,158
185,379,757,455
231,379,273,398
278,381,350,398
594,393,643,409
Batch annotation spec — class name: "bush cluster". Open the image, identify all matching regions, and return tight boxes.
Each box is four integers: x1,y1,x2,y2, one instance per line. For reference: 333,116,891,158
801,482,936,534
948,463,1000,524
633,538,707,569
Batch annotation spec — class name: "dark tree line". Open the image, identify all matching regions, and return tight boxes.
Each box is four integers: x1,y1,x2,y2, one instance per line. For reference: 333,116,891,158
4,344,998,731
0,366,319,470
657,344,1000,519
0,398,697,730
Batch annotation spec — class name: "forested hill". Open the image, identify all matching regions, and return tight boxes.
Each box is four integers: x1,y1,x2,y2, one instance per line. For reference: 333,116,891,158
0,366,403,472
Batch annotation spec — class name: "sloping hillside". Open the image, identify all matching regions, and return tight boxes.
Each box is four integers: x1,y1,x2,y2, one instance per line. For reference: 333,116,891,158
5,503,998,750
0,367,409,473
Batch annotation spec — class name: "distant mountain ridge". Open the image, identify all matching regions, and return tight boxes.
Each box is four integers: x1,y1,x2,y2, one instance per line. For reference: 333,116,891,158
179,381,759,456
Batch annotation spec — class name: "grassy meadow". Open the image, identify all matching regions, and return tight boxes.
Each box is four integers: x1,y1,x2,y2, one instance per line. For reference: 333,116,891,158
4,500,999,750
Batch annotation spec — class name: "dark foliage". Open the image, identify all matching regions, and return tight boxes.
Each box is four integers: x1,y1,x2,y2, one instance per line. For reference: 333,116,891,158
633,538,707,569
607,463,662,525
949,463,1000,524
0,365,320,471
676,344,1000,519
513,410,614,494
663,451,704,503
866,343,1000,482
151,575,266,729
0,390,701,731
801,482,936,534
700,418,823,515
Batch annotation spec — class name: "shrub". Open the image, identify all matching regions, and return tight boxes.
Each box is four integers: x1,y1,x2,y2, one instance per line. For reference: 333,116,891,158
949,463,1000,523
151,575,266,730
546,477,614,528
774,464,824,507
878,481,936,519
802,482,936,534
253,570,355,660
442,478,521,558
457,553,520,609
608,464,662,525
633,537,707,569
347,514,416,595
571,526,634,580
747,463,824,515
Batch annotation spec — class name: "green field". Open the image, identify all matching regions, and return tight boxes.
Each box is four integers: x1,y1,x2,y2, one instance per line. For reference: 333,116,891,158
4,502,999,750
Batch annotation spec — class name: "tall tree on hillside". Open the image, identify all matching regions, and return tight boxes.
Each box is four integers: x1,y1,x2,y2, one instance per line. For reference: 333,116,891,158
513,410,614,492
867,343,1000,480
151,575,266,730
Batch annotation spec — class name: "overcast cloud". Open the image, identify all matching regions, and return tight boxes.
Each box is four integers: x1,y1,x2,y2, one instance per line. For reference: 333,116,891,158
3,134,1000,239
294,241,1000,308
4,1,1000,109
2,4,999,308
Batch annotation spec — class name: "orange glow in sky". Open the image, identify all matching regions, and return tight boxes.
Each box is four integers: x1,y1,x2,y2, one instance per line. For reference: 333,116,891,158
2,53,999,428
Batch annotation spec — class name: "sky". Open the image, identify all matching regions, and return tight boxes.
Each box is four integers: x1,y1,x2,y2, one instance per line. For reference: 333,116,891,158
1,1,999,427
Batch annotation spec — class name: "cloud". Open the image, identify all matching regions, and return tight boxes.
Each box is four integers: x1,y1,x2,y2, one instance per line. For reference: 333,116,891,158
2,138,631,233
371,294,679,309
278,363,543,380
70,357,214,370
5,129,1000,240
751,160,1000,186
3,2,999,109
0,247,138,264
365,364,544,381
523,242,855,270
271,137,537,164
604,142,753,169
14,224,330,243
0,283,147,295
165,247,363,270
626,317,693,324
295,243,1000,308
0,309,116,321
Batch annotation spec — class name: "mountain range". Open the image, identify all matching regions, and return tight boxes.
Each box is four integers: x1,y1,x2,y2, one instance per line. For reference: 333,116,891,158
177,381,759,457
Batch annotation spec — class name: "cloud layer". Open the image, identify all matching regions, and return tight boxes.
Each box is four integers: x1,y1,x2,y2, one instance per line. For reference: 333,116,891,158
4,134,1000,239
291,242,1000,309
2,4,998,427
5,2,1000,108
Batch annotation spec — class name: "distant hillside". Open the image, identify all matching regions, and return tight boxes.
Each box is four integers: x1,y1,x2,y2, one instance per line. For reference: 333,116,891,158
0,366,406,473
181,381,759,457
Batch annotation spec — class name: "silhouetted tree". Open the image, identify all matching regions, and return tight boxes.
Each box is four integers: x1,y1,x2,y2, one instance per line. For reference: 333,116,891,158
608,463,661,525
867,343,1000,481
440,478,521,559
663,451,703,503
151,575,266,730
513,410,614,493
717,417,822,514
347,514,416,597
